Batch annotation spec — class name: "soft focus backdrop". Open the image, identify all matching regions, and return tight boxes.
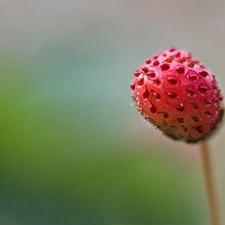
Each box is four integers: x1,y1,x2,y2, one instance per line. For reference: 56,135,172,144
0,0,225,224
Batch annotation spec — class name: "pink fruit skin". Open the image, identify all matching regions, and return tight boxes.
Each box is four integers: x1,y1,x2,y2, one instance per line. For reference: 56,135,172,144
130,47,224,143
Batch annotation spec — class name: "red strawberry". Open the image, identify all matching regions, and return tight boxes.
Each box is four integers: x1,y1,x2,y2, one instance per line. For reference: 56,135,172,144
130,47,224,143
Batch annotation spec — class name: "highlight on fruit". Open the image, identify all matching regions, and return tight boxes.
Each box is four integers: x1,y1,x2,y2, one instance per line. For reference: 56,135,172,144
130,47,224,143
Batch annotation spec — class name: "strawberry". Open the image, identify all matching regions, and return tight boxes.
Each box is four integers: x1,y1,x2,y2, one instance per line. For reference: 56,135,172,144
130,47,224,143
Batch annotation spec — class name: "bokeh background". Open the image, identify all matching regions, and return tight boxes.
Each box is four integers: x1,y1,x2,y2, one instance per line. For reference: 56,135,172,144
0,0,225,224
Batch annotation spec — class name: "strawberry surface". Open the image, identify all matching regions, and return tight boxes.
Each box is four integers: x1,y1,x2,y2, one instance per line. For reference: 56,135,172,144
130,47,224,143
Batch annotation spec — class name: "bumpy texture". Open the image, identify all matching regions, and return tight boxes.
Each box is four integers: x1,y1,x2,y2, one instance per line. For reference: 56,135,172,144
130,47,224,143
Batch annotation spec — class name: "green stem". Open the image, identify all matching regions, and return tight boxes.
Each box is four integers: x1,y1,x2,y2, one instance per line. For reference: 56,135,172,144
200,142,222,225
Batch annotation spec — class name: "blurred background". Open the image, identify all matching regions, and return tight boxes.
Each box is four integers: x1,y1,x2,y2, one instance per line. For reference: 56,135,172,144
0,0,225,224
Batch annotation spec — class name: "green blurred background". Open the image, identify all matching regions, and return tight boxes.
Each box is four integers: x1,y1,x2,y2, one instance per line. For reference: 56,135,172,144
0,0,225,224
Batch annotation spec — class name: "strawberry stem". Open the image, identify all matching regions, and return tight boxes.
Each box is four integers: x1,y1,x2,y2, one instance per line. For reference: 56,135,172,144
200,142,222,225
